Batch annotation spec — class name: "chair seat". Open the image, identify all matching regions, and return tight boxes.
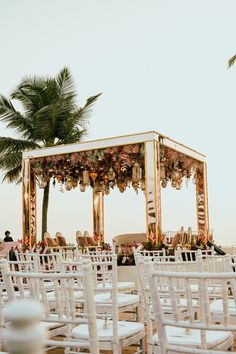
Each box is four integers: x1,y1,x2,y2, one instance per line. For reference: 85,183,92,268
153,326,233,349
40,321,64,330
72,318,144,341
160,298,198,308
46,290,83,301
190,284,221,294
94,293,139,308
210,299,236,315
97,281,135,291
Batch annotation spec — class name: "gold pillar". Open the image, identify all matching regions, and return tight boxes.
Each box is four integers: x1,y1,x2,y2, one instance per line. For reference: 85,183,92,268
93,190,104,244
22,159,37,248
196,162,209,243
144,141,162,243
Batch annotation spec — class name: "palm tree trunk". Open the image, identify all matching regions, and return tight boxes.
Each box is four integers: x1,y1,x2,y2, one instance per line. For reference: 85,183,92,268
41,182,50,240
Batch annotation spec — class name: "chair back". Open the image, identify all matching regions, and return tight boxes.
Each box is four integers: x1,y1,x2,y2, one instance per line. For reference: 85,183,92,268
175,248,200,261
1,259,99,354
55,232,67,247
200,255,229,272
137,249,166,258
148,270,236,354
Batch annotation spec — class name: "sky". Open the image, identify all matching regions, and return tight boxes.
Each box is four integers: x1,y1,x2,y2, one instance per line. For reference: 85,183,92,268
0,0,236,245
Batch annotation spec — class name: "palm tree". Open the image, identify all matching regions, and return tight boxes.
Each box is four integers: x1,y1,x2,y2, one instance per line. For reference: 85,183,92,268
0,67,101,239
228,54,236,68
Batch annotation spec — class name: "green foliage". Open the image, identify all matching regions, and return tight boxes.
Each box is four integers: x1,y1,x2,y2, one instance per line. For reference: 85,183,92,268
228,54,236,68
0,67,101,237
142,239,164,250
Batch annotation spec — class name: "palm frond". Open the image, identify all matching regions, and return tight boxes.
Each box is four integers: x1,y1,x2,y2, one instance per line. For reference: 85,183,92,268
228,54,236,68
68,93,102,128
0,96,34,136
2,164,22,183
0,137,39,155
56,67,76,98
0,68,101,187
84,93,102,109
31,103,77,144
58,127,87,144
0,152,22,170
11,77,47,116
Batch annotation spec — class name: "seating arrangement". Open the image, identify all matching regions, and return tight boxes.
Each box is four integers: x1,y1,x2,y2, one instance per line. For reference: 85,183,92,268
1,244,236,353
43,231,76,252
148,271,235,353
134,248,236,354
0,249,144,353
76,230,101,253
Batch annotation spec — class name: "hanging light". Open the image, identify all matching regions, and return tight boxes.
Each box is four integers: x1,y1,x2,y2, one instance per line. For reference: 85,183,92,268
105,184,110,195
80,183,86,192
103,175,109,184
72,179,78,188
160,164,166,180
108,167,115,181
118,181,127,193
56,175,63,183
141,179,146,191
171,169,180,189
90,171,98,182
132,162,142,183
82,170,90,186
38,174,47,189
132,181,139,194
171,179,178,188
171,170,179,181
161,179,167,188
176,177,183,190
94,181,104,192
65,176,73,191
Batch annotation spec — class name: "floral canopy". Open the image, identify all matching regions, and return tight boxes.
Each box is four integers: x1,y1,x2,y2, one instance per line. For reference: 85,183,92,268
30,143,203,194
22,131,209,246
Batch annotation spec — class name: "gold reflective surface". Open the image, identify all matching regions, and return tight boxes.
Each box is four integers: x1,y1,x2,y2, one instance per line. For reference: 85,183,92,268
22,158,30,241
144,141,162,243
93,190,104,244
196,162,209,243
22,159,37,247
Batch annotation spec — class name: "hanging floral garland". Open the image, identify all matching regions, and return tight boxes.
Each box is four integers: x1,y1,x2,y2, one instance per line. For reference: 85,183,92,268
30,143,145,194
159,145,203,189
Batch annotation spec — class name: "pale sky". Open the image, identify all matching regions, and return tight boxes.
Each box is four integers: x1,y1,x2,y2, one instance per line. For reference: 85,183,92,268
0,0,236,245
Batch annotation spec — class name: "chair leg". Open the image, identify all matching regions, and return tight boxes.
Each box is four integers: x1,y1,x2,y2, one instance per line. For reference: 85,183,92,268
140,338,144,353
112,343,122,354
147,341,154,354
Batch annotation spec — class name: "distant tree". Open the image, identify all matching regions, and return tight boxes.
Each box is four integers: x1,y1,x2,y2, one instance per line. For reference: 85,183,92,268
228,54,236,68
0,67,101,239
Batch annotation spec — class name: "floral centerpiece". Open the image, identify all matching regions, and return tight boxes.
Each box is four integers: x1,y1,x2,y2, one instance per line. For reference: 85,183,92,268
17,239,46,253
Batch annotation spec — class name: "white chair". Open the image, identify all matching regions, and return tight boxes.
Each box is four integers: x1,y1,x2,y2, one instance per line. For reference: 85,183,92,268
137,249,166,258
148,270,235,353
61,254,139,317
199,255,229,273
1,259,100,354
135,255,200,354
175,248,200,262
65,250,135,293
71,254,145,354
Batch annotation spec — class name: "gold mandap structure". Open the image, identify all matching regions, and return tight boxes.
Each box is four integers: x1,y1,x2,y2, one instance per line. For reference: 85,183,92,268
22,131,209,247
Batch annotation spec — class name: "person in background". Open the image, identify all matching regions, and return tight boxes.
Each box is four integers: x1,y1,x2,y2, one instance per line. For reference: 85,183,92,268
4,230,13,242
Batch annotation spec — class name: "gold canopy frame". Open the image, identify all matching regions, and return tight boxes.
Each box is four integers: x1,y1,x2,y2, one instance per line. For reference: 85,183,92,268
22,131,209,247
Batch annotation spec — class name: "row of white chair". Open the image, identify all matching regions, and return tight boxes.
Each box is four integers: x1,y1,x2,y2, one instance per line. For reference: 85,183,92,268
0,251,144,354
135,251,236,354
